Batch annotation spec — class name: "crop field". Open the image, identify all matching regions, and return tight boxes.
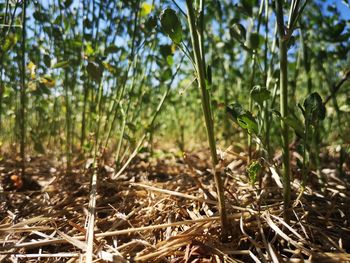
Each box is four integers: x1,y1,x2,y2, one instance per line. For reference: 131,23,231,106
0,0,350,262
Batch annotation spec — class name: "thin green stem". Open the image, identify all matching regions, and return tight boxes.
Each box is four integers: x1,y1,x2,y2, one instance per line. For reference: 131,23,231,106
263,0,271,158
20,0,27,178
186,0,229,241
275,0,291,222
301,120,309,188
248,0,264,162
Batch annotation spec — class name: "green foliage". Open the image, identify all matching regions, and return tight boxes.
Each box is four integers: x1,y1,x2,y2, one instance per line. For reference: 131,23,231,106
52,60,70,69
246,160,261,184
0,0,348,200
238,113,258,135
43,54,51,67
33,11,50,23
284,116,304,138
160,8,183,44
226,103,245,120
227,104,258,135
230,23,246,44
247,33,260,50
105,45,119,54
303,92,326,125
1,33,18,53
86,60,104,83
145,15,157,31
250,85,270,106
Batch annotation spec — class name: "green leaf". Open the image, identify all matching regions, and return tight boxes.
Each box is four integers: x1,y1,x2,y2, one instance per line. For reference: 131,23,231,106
272,110,304,138
247,160,261,184
237,112,258,135
331,20,345,37
303,92,326,125
340,104,350,112
105,44,119,54
52,25,63,40
226,103,245,122
33,11,49,23
2,33,18,52
85,42,95,56
227,103,258,134
247,33,260,50
86,61,103,82
230,23,246,44
157,68,172,81
103,62,120,74
160,8,183,44
52,60,70,69
250,85,270,105
39,75,56,88
166,55,174,66
64,0,73,8
145,15,157,31
238,0,254,16
83,18,92,29
159,44,173,58
43,54,51,68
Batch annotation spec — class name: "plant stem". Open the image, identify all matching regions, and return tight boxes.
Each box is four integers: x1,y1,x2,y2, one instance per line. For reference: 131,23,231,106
301,119,309,187
263,0,271,158
186,0,229,241
275,0,291,221
64,71,72,174
20,0,27,178
80,0,88,148
248,0,265,162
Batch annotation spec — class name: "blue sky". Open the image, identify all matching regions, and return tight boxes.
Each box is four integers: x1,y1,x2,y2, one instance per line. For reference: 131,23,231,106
334,0,350,19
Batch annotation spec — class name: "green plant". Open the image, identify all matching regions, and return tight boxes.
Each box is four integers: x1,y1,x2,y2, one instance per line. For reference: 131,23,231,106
20,0,27,177
299,92,326,187
186,0,230,240
247,160,262,185
275,0,291,220
159,1,230,240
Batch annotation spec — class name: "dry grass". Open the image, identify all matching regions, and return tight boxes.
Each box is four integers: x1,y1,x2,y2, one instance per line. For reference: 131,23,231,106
0,147,349,262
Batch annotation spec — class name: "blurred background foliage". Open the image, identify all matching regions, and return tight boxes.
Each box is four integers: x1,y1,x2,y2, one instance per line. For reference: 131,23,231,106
0,0,349,166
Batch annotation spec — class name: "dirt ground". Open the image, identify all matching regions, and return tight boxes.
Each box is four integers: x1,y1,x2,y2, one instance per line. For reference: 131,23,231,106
1,147,350,262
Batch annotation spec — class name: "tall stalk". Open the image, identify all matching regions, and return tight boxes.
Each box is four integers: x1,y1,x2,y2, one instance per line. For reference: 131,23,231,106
80,0,88,148
20,0,27,177
275,0,291,220
248,0,265,161
186,0,229,241
64,70,72,173
58,0,72,174
263,0,271,158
